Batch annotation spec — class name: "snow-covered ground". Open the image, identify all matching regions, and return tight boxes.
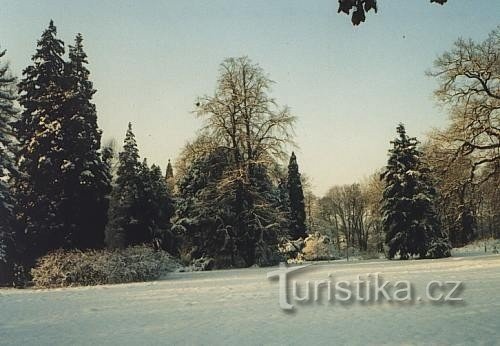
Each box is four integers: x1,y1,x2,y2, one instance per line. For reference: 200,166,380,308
451,238,500,257
1,254,499,345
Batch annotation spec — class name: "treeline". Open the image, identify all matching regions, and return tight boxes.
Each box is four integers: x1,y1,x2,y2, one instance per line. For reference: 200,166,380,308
0,22,310,284
0,22,498,286
306,27,500,256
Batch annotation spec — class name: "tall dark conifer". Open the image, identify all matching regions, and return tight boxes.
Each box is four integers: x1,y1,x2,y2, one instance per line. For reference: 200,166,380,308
15,20,68,261
60,33,111,249
381,124,451,259
0,47,18,284
287,152,307,240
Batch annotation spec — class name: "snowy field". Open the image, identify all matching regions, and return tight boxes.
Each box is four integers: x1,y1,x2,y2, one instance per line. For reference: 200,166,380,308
1,254,499,345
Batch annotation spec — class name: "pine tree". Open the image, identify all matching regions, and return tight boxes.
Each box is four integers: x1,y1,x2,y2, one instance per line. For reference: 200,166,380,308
381,124,451,259
58,33,111,249
287,152,307,240
105,123,141,248
15,20,69,262
0,47,18,284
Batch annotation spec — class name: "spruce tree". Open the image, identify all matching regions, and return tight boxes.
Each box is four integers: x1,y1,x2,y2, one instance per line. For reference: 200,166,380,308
59,34,111,249
105,123,141,248
381,124,451,259
0,47,18,284
287,152,307,240
15,20,69,261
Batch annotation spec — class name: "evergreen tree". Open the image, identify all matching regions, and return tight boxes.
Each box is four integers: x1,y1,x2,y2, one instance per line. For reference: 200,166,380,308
165,159,173,180
287,152,307,240
165,159,175,192
137,162,174,249
381,124,451,259
0,47,18,284
105,123,173,249
173,147,240,267
59,33,111,249
173,147,285,268
105,123,141,248
15,20,69,262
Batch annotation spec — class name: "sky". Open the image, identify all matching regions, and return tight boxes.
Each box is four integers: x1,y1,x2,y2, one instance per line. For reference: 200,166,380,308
1,0,499,195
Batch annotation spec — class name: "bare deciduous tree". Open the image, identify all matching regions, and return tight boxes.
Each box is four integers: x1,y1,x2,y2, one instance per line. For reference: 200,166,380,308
427,27,500,187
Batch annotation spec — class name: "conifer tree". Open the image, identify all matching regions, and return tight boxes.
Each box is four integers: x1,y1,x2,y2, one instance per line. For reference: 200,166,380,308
106,123,173,249
381,124,451,259
59,33,111,249
15,20,69,261
105,123,141,248
137,162,174,248
287,152,307,240
0,47,18,284
165,159,175,192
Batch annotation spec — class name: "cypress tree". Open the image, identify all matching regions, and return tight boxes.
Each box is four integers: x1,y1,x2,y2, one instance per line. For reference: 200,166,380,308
0,47,18,284
15,20,68,261
381,124,451,259
287,152,307,240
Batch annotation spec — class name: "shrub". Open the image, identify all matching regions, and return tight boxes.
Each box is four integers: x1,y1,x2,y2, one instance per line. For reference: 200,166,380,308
302,232,337,261
31,245,181,288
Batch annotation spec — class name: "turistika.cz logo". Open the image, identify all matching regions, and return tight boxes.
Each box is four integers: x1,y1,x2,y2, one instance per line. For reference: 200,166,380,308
267,263,463,311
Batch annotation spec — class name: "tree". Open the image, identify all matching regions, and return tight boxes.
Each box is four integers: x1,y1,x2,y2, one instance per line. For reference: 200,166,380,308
317,184,370,253
0,47,18,284
423,134,477,246
136,160,174,249
427,27,499,189
381,124,450,260
58,33,111,249
362,172,385,253
174,57,294,267
165,159,175,193
337,0,448,26
105,123,173,249
14,20,69,262
105,123,141,248
287,152,307,240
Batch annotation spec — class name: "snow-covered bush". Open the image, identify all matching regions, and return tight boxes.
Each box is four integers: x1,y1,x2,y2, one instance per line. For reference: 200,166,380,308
302,232,338,261
31,245,181,288
280,233,339,262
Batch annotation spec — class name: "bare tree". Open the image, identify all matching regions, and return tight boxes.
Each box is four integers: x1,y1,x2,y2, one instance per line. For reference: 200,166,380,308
317,184,370,252
174,57,296,267
427,27,500,188
196,56,295,182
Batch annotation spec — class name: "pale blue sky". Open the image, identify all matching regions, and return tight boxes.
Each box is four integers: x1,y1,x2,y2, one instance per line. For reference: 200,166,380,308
1,0,499,194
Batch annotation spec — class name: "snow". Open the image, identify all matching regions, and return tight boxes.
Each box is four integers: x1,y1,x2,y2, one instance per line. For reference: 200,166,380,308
452,238,500,257
1,254,499,345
